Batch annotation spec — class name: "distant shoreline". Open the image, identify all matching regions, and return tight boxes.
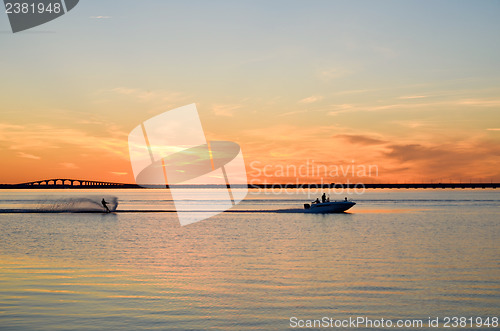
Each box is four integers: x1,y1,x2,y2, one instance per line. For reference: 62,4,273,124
0,182,497,189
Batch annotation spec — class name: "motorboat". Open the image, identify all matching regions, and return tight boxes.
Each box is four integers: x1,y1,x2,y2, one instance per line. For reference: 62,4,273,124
303,199,355,213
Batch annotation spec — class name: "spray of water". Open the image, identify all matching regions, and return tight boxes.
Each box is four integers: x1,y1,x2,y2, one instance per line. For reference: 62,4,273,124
36,196,119,213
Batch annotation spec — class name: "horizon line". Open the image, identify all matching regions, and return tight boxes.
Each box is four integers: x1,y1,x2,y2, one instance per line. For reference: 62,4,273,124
0,180,498,190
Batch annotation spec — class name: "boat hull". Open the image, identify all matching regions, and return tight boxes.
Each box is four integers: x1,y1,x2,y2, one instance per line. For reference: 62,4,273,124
304,201,356,213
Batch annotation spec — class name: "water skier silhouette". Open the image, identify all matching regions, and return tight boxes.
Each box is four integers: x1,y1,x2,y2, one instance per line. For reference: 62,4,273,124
101,198,110,213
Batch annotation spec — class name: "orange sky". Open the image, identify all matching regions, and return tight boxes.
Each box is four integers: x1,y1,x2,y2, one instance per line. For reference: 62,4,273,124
1,96,499,184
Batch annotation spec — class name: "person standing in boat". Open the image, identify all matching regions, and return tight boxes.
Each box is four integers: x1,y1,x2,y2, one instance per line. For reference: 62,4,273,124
101,198,110,213
321,193,326,203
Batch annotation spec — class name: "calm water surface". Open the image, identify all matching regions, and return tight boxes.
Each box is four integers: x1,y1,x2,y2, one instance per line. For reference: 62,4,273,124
0,189,499,330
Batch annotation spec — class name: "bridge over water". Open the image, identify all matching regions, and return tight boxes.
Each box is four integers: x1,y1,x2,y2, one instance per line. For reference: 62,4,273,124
250,183,498,190
0,179,139,189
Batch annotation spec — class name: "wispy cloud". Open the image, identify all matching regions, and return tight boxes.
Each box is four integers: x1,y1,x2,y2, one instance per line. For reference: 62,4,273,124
243,124,340,138
318,67,353,81
0,121,129,159
90,16,112,19
457,99,500,107
299,95,323,104
399,95,427,99
335,134,387,146
327,104,357,115
238,121,500,182
333,89,375,96
110,171,128,176
487,128,500,131
60,162,79,169
107,87,187,104
277,109,311,117
327,97,500,116
383,140,500,181
17,152,41,160
391,120,427,129
0,123,23,130
212,104,241,117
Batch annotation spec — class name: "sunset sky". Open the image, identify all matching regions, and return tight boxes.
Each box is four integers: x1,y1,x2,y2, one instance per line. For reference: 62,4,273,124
1,0,499,184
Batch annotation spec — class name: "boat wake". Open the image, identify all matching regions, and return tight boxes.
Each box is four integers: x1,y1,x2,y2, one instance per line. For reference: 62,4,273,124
0,196,118,213
0,207,352,214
